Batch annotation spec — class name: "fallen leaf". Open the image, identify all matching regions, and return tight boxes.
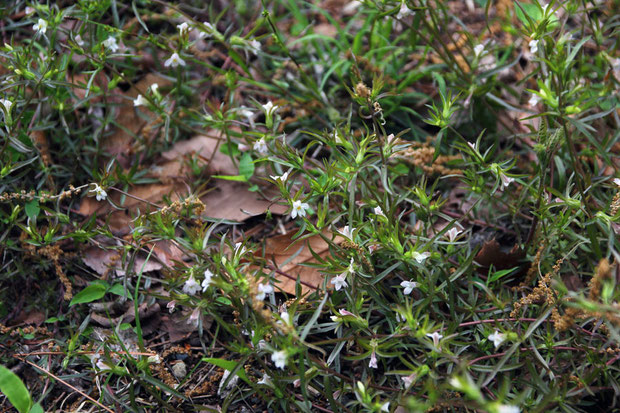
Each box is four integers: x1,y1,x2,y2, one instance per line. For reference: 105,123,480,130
314,23,338,38
259,230,343,295
82,245,162,277
201,180,288,221
474,238,525,272
78,131,288,230
162,311,213,343
160,134,237,176
103,73,171,168
13,310,46,326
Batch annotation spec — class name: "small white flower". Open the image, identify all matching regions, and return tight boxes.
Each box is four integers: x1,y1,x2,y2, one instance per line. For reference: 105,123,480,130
368,351,378,368
239,108,254,121
333,129,346,144
261,101,279,116
528,93,540,107
167,300,176,313
25,6,35,15
473,44,485,58
498,405,520,413
500,173,515,189
374,206,385,217
411,251,431,263
529,39,539,54
270,171,289,181
183,274,200,295
396,2,411,19
187,307,200,326
331,273,348,291
95,359,113,371
488,330,506,348
271,350,287,369
92,184,107,201
280,311,290,325
257,373,272,386
347,258,355,274
164,52,186,68
177,22,189,35
256,283,274,301
33,18,47,34
467,141,476,150
147,354,161,364
290,199,309,219
614,178,620,187
237,108,254,124
150,83,159,93
449,376,463,389
133,94,147,107
444,227,462,243
338,225,355,239
103,36,119,52
75,34,84,46
541,3,549,14
402,373,416,387
248,39,261,54
426,331,443,347
234,242,246,255
253,138,268,154
202,269,213,292
400,280,418,295
0,99,13,113
198,22,215,39
380,402,390,412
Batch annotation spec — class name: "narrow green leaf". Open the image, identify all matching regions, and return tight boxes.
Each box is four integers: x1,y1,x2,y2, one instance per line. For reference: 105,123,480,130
0,364,32,413
211,175,248,182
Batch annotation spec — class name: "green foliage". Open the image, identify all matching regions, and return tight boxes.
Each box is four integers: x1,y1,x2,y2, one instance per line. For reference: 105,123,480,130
0,365,32,413
69,284,107,307
1,0,620,411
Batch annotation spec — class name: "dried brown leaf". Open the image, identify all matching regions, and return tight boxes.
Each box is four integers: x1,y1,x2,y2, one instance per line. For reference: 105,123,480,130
474,239,525,271
260,230,343,295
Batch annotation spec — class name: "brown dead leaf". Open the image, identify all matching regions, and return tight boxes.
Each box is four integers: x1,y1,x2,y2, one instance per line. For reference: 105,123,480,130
474,239,525,271
162,311,213,343
160,134,237,176
260,230,343,295
314,23,338,38
13,310,46,326
78,131,288,231
103,73,172,168
82,240,186,277
82,245,162,277
201,180,288,221
70,72,109,101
